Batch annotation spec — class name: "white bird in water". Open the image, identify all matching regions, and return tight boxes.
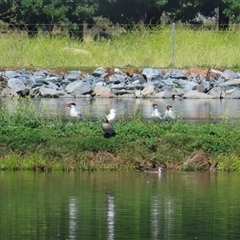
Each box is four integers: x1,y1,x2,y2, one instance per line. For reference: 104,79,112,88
164,105,176,120
151,103,163,120
144,167,163,173
102,119,116,138
107,109,116,122
65,103,86,120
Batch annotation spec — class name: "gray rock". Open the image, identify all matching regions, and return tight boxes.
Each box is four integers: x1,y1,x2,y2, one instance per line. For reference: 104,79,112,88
210,69,222,80
125,83,143,90
198,81,210,93
183,91,214,99
222,89,240,99
45,76,61,83
93,85,116,98
4,70,21,79
29,87,40,97
72,82,92,95
141,83,155,97
154,91,172,98
1,87,11,97
169,70,187,79
142,68,162,81
64,71,81,82
181,80,198,92
130,74,147,84
65,80,83,93
108,74,126,84
92,67,107,78
170,88,185,97
222,69,239,80
23,77,35,89
112,89,134,95
217,76,227,84
44,82,61,90
162,78,175,86
207,87,222,98
39,86,65,98
7,78,25,95
95,81,107,86
219,79,240,90
110,83,125,90
134,90,142,98
118,93,135,98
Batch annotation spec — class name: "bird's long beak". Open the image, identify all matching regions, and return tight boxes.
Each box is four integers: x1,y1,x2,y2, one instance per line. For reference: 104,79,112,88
66,103,71,107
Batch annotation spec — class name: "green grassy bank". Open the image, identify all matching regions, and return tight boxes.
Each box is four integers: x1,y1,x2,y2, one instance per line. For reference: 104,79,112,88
1,100,240,172
1,26,240,70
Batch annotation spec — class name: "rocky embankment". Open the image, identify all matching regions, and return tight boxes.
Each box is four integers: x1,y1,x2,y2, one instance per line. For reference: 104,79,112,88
0,67,240,99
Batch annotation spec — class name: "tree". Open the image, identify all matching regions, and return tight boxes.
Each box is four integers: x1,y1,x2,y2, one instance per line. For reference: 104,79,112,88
222,0,240,23
96,0,168,25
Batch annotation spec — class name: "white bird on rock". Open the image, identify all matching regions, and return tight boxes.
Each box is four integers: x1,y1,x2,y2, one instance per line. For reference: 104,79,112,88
164,105,176,120
66,103,86,120
102,119,116,138
107,109,116,122
151,103,163,120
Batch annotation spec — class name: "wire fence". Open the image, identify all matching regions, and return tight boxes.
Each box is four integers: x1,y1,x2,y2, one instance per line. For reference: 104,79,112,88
1,23,240,69
1,22,240,34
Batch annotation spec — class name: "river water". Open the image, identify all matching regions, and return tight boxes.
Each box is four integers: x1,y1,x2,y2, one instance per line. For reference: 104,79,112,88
1,171,240,240
1,97,240,123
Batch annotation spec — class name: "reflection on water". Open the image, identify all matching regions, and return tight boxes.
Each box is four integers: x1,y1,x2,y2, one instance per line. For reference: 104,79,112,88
151,196,160,238
1,97,240,123
69,197,77,240
107,195,115,240
1,171,240,239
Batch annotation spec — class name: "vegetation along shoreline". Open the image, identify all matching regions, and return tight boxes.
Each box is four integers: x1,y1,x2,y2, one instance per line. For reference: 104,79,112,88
0,98,240,172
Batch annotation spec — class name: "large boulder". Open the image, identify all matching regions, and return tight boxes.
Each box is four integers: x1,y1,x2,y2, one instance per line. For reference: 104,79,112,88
39,86,65,98
142,68,162,81
65,80,83,94
141,83,155,97
93,85,116,98
183,91,214,99
7,78,25,96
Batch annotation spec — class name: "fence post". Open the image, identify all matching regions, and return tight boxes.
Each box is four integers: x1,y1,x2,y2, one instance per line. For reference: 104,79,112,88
172,23,176,67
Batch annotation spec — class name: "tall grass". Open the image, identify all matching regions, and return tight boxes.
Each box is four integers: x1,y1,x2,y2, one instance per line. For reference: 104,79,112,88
0,26,240,70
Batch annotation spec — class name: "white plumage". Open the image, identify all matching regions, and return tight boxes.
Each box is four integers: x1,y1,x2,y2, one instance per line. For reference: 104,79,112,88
107,109,116,122
164,105,176,120
151,103,163,120
66,103,85,120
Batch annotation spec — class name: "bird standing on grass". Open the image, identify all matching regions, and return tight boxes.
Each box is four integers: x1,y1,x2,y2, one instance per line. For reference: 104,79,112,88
65,103,86,120
102,108,117,138
151,103,163,120
107,108,116,122
164,105,176,120
102,119,116,138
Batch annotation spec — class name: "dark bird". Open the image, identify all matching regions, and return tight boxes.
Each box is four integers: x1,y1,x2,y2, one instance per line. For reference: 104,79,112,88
102,119,116,138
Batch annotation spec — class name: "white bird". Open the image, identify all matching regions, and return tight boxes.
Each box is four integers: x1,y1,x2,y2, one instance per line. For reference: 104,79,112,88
151,103,163,120
66,103,85,120
144,167,163,173
106,109,116,122
102,119,116,138
164,105,176,120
